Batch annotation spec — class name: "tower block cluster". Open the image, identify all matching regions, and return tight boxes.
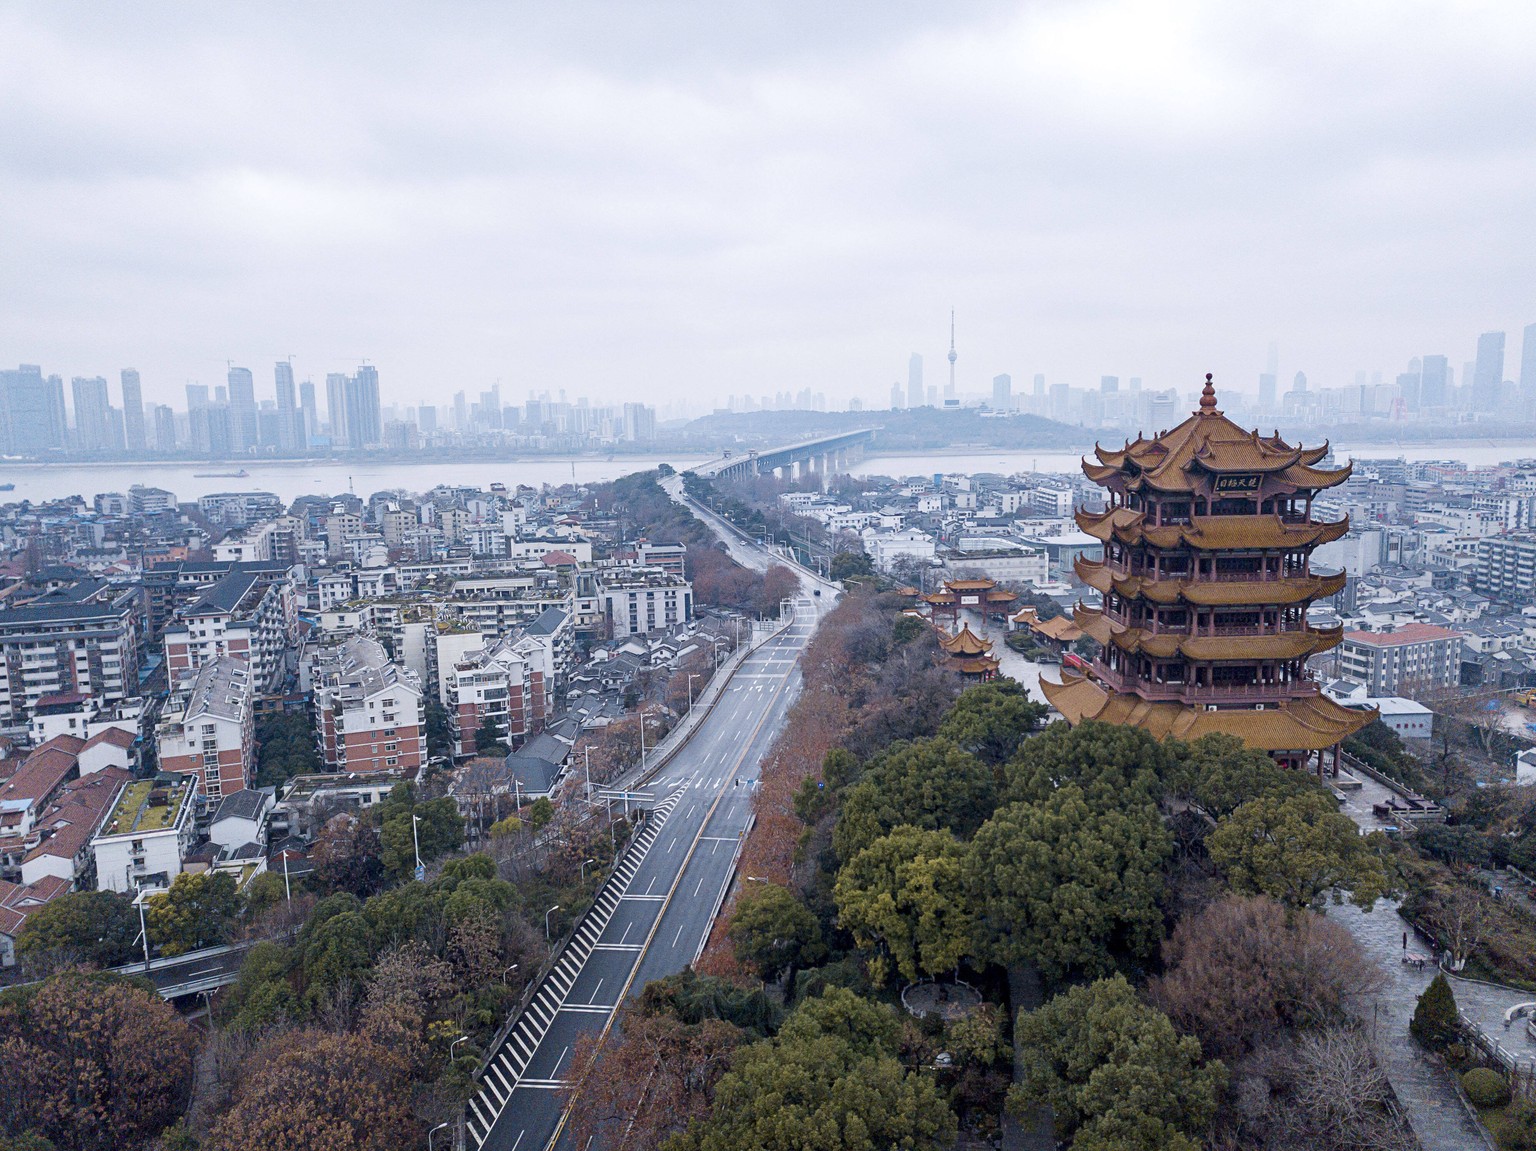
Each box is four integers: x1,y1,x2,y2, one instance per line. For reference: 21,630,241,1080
1041,375,1375,773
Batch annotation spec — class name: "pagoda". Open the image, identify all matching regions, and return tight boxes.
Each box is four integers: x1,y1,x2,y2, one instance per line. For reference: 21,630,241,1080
938,622,1001,680
1040,374,1373,774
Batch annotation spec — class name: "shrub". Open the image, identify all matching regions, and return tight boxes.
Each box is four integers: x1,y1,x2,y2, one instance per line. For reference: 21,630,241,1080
1462,1067,1511,1108
1410,973,1459,1052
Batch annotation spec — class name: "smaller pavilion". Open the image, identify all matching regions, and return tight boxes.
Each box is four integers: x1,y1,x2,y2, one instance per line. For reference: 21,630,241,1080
938,623,1001,680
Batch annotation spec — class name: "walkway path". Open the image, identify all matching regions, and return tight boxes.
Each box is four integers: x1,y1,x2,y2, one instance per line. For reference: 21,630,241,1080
1329,899,1492,1150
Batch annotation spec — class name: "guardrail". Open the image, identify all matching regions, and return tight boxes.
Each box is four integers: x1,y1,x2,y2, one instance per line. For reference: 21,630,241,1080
463,787,686,1148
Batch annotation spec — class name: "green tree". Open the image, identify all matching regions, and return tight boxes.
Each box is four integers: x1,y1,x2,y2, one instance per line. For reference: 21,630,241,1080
1208,790,1389,910
377,785,463,879
667,987,957,1151
144,871,242,956
729,883,824,982
1009,975,1225,1151
1002,720,1170,810
223,941,301,1033
833,738,995,863
830,550,874,581
891,614,926,646
254,710,322,789
527,796,554,832
834,825,974,985
475,715,509,757
966,787,1171,985
936,679,1047,766
301,910,375,1004
1410,973,1459,1052
15,891,138,968
1173,732,1320,818
424,697,454,762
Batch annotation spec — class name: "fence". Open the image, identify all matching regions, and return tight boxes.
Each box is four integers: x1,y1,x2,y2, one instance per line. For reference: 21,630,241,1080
1459,1008,1536,1101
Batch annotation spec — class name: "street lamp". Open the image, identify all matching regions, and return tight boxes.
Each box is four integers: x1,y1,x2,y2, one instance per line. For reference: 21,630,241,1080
545,904,561,941
502,963,519,986
411,812,424,880
581,857,597,882
429,1121,451,1151
450,1035,470,1060
687,673,699,712
638,706,660,774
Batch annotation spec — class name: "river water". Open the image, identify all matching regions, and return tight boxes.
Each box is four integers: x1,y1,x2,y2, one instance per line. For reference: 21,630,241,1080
7,439,1536,504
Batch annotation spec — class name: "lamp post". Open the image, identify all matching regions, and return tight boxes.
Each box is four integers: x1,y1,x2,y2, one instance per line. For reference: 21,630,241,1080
429,1121,451,1151
545,904,560,941
581,858,597,882
450,1035,470,1060
136,892,152,974
584,746,592,802
687,674,698,712
411,813,424,881
502,962,519,986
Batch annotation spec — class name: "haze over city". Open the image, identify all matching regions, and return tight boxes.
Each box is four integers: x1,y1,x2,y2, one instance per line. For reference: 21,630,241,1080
5,2,1536,411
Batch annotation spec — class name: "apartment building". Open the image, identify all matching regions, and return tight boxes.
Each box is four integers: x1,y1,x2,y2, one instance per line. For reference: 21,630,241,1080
0,594,141,724
312,637,426,774
445,637,534,758
92,771,201,893
1337,623,1464,696
1476,534,1536,606
155,657,256,802
596,569,693,637
163,568,296,692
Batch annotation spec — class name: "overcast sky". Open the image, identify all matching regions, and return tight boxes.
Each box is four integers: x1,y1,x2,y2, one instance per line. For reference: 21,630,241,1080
3,2,1535,413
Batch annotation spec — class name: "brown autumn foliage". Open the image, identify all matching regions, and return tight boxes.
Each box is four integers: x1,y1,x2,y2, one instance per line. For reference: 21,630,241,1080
0,970,198,1151
697,587,957,975
1149,894,1382,1062
205,1029,417,1151
561,1004,744,1151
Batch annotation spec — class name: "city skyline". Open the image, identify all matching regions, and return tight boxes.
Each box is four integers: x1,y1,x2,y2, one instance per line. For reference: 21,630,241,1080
5,4,1536,410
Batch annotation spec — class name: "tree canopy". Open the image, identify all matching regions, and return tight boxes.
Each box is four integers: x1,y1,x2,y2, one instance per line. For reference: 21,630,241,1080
730,882,825,982
1010,975,1225,1151
1207,790,1389,910
966,785,1171,984
15,890,138,968
935,679,1047,766
0,971,197,1151
834,825,973,985
666,988,956,1151
833,738,995,863
144,871,242,956
1002,720,1170,809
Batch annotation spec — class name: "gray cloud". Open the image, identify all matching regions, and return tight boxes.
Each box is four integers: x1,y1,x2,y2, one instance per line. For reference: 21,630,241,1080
2,1,1534,411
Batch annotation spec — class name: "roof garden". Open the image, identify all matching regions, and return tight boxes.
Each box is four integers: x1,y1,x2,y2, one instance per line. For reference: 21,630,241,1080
101,774,193,837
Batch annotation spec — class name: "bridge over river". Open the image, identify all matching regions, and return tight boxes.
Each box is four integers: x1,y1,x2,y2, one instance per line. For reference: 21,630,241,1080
689,428,876,483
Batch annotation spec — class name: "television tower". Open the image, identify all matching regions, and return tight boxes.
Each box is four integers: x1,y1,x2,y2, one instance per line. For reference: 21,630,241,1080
946,309,957,402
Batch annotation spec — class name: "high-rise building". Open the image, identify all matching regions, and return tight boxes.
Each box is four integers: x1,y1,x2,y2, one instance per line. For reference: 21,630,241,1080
1101,375,1119,393
186,383,210,411
348,365,382,448
1292,371,1308,393
120,369,147,450
70,376,114,451
889,381,903,410
1472,331,1504,412
1033,373,1046,397
945,311,958,402
274,362,299,450
227,366,258,449
1396,371,1421,411
992,373,1011,410
298,380,317,441
153,405,177,451
0,365,67,453
622,403,656,442
325,373,349,444
1420,355,1448,408
418,405,437,434
453,391,468,430
1258,373,1277,412
907,354,924,409
1520,322,1536,411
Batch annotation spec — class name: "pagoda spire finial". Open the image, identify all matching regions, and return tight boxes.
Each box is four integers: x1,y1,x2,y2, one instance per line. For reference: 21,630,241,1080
1198,372,1218,413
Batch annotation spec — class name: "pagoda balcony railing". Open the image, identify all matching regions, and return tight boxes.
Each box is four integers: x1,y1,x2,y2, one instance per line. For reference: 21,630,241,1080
1118,620,1313,638
1095,670,1315,704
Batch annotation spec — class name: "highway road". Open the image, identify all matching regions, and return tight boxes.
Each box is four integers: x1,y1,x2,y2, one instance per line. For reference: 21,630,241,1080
470,597,828,1151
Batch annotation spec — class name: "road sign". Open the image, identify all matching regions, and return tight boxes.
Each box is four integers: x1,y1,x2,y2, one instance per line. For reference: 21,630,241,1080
414,864,426,882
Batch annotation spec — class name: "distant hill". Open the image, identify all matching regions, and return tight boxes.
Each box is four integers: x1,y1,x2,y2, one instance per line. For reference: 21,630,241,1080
674,408,1095,453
